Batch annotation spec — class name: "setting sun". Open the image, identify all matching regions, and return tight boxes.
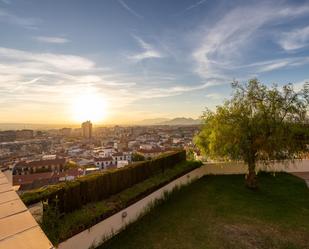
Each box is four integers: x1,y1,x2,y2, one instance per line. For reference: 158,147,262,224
71,93,108,123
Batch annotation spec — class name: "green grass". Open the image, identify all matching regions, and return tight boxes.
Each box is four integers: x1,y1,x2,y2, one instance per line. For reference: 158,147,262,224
42,160,201,244
97,172,309,249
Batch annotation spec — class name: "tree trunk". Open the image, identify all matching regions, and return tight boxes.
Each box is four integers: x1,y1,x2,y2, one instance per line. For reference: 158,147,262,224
246,160,257,189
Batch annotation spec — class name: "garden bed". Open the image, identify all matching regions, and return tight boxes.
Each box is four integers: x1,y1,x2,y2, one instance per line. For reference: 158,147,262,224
42,160,202,244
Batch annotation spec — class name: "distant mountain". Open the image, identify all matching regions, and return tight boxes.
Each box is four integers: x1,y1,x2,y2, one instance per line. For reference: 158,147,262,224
139,117,201,126
159,117,201,125
138,118,170,125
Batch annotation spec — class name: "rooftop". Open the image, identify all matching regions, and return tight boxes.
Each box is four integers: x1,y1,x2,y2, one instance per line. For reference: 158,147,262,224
15,158,66,168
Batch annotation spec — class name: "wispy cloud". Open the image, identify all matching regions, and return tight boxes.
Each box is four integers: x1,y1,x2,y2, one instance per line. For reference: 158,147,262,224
34,36,70,44
185,0,207,11
192,2,309,81
237,57,309,73
205,93,223,100
1,0,11,4
0,9,38,29
0,46,208,123
140,83,207,98
118,0,143,19
0,47,95,71
278,26,309,51
128,35,164,62
173,0,207,16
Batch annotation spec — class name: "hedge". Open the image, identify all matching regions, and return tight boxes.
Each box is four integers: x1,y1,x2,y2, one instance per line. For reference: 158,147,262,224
43,160,201,245
21,150,186,213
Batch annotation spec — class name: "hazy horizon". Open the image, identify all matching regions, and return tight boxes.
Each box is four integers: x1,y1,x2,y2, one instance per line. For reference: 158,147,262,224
1,0,309,124
0,116,202,130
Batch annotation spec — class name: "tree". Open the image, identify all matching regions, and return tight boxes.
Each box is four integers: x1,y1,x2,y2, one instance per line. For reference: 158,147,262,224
186,148,196,161
64,160,77,170
132,152,146,162
195,79,309,189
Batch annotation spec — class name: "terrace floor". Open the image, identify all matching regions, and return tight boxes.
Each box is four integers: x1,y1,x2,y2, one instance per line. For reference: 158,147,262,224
0,171,53,249
97,173,309,249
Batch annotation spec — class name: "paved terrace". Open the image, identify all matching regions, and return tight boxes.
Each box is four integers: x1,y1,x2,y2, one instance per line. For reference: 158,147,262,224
0,171,53,249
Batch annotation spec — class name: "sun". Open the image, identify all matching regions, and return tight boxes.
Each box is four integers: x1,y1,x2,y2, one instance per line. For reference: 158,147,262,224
71,93,108,123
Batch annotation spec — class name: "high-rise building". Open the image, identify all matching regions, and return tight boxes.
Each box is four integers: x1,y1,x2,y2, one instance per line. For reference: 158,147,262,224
82,121,92,139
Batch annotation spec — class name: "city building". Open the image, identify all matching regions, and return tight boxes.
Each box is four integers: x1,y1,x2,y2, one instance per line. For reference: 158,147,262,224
13,168,83,190
16,129,34,140
60,128,72,137
137,148,172,159
82,121,92,139
94,151,132,169
0,130,16,142
13,157,66,175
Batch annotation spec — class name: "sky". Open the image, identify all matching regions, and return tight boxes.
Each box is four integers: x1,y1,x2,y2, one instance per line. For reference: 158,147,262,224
0,0,309,125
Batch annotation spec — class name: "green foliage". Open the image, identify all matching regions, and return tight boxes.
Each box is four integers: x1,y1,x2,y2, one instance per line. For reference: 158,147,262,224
196,79,309,162
64,160,77,170
41,198,61,244
42,160,201,244
131,153,146,162
195,79,309,187
186,148,195,161
21,151,186,213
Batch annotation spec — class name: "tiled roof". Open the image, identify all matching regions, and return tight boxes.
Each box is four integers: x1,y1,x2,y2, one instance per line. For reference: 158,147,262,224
12,168,82,186
94,157,113,162
112,152,124,157
15,158,66,168
103,146,114,149
137,148,165,154
13,172,53,186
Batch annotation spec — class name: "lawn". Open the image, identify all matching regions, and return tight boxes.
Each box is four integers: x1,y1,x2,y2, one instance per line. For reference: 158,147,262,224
97,172,309,249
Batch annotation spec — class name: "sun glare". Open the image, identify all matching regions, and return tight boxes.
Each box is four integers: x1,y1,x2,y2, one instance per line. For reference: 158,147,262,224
71,93,108,123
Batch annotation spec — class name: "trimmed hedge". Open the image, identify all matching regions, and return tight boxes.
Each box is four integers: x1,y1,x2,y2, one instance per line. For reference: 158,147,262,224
43,160,201,244
21,150,186,213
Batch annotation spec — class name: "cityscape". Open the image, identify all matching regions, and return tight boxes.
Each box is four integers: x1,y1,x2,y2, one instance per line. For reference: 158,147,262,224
0,120,200,191
0,1,309,249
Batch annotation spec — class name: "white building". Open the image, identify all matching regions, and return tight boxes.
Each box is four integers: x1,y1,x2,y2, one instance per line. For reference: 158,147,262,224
93,146,116,158
94,151,132,170
94,156,115,169
140,144,153,150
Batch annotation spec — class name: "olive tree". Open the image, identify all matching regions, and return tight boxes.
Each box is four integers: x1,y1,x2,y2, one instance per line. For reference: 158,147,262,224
195,79,309,188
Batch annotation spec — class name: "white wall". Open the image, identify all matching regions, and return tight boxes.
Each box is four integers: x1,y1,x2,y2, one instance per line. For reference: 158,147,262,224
57,160,309,249
201,160,309,175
